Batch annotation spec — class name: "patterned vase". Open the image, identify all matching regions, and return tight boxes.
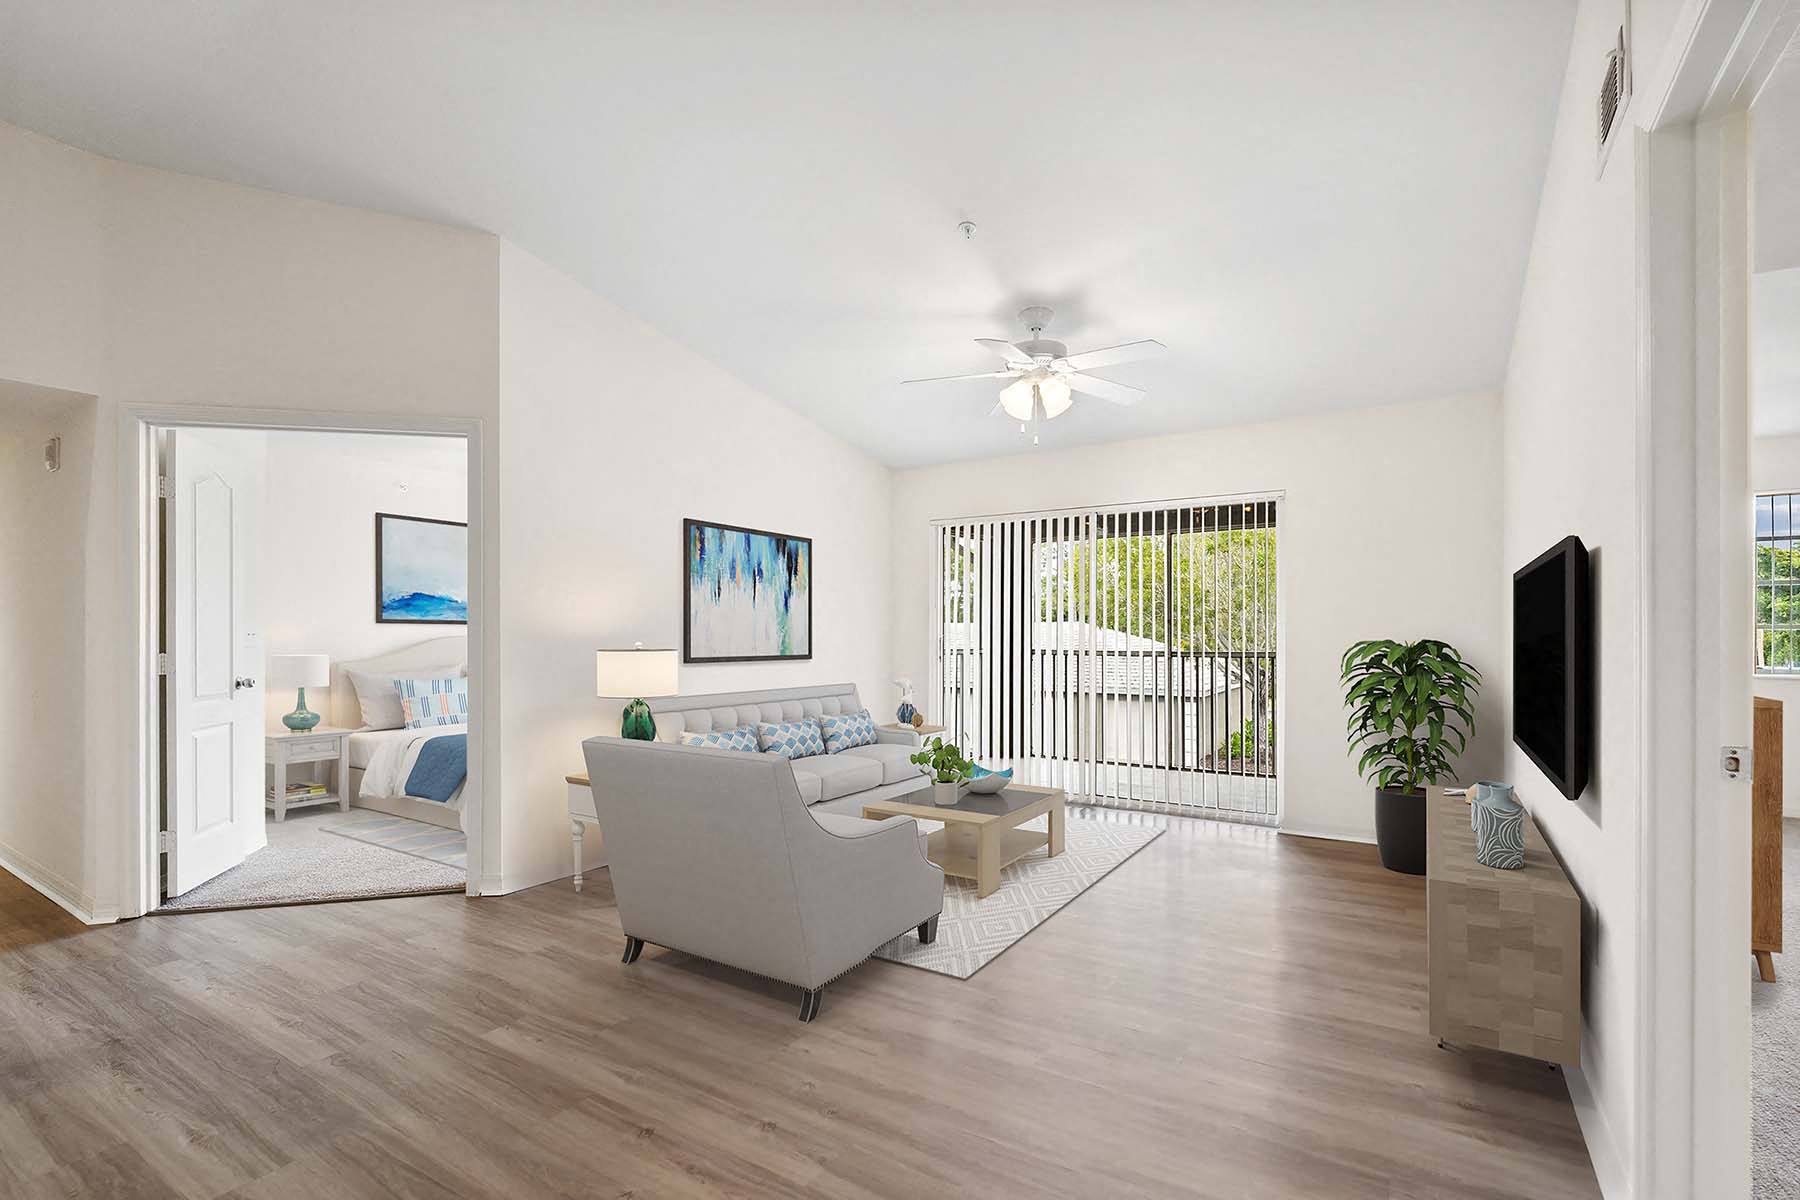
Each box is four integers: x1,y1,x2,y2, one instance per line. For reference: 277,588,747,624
897,700,916,725
1473,789,1526,870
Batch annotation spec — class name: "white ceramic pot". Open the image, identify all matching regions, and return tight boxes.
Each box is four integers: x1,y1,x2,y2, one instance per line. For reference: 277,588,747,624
931,780,962,807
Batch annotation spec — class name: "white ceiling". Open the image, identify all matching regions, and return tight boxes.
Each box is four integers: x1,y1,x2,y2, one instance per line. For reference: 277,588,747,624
0,2,1575,467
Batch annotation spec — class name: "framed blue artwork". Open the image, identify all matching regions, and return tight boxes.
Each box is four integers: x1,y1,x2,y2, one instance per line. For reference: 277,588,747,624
375,513,468,624
683,518,812,663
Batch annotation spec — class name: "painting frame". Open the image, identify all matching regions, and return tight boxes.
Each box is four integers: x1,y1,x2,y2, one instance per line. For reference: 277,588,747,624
375,512,469,625
682,517,813,664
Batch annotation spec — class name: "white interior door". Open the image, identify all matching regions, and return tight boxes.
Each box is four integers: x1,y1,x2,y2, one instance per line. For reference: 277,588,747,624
165,429,263,897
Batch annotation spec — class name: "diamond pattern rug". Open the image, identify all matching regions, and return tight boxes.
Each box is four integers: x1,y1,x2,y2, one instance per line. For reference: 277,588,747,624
872,814,1163,979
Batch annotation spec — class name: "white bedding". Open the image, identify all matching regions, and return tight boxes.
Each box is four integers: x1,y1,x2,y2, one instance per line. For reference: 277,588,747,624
354,724,468,823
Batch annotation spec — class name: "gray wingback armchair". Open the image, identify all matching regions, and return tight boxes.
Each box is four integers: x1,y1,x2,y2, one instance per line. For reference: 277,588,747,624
581,735,944,1021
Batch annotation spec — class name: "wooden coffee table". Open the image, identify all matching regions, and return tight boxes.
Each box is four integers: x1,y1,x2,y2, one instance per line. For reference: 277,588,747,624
862,783,1065,898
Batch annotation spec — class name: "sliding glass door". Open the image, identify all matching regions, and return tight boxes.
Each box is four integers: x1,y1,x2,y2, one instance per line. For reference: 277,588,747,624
931,497,1278,822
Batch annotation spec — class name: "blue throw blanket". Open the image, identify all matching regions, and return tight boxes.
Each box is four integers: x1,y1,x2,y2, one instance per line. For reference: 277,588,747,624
404,733,467,803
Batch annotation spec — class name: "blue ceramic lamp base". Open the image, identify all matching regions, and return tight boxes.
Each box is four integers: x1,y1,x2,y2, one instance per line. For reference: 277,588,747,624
283,687,321,732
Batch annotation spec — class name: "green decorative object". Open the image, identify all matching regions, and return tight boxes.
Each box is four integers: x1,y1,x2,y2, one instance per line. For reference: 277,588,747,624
621,697,656,741
283,687,321,733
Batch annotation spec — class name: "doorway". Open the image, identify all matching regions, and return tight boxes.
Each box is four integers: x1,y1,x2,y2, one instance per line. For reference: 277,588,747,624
139,418,484,912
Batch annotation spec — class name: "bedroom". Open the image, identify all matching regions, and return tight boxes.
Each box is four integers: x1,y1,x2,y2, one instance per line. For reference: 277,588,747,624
156,427,475,910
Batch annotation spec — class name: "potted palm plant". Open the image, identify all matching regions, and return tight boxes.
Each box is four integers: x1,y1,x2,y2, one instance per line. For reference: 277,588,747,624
910,736,973,806
1341,638,1481,875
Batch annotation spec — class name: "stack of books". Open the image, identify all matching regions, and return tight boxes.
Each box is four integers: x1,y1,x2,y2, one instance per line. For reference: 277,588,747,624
267,781,330,802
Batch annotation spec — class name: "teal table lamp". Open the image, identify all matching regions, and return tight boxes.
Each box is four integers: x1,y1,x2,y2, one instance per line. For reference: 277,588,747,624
596,645,679,740
270,653,330,732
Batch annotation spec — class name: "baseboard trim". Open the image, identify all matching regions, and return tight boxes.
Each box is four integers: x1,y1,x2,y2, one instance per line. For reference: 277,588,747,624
478,872,506,897
1276,825,1377,846
0,838,109,924
1562,1061,1629,1198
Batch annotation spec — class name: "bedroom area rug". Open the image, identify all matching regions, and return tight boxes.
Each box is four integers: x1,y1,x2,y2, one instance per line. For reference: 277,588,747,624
157,808,464,913
872,813,1164,979
322,813,467,869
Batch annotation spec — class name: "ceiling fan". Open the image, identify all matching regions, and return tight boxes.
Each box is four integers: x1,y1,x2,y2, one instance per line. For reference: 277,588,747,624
902,306,1165,438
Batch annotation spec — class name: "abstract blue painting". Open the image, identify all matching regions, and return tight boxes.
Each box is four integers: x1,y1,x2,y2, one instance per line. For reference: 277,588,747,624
684,519,811,662
376,513,468,624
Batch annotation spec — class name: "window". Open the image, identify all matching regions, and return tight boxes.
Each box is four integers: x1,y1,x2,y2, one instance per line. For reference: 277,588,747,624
931,497,1279,822
1757,492,1800,672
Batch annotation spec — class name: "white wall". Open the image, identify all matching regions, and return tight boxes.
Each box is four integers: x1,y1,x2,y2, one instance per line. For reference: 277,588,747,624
0,384,97,914
253,431,468,732
1496,1,1677,1190
495,242,893,892
1752,435,1800,815
889,391,1506,844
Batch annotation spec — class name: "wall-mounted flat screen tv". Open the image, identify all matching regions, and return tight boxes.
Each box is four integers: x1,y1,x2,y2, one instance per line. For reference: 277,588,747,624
1513,535,1592,801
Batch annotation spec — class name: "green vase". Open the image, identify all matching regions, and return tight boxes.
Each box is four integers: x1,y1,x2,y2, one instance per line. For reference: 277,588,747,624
621,697,656,740
283,687,321,733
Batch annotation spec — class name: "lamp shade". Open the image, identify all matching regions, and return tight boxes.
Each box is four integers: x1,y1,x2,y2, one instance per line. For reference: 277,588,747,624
269,653,330,689
596,647,679,698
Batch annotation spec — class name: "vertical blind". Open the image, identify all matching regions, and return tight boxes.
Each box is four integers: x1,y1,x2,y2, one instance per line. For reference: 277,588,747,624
929,496,1279,822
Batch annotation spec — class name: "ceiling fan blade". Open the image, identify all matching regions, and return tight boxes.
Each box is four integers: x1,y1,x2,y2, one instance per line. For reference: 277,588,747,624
900,369,1018,385
1066,373,1145,406
974,338,1036,366
1055,339,1167,372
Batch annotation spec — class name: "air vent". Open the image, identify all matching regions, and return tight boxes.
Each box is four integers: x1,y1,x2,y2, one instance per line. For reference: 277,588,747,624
1597,23,1630,172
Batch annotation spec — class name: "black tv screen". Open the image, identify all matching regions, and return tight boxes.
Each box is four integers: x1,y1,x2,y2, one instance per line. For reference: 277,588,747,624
1513,536,1591,801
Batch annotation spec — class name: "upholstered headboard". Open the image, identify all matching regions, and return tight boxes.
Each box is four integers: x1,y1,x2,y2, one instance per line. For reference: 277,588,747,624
647,683,863,742
330,635,468,729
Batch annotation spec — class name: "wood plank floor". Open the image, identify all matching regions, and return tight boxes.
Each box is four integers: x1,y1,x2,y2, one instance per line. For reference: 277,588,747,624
0,812,1600,1199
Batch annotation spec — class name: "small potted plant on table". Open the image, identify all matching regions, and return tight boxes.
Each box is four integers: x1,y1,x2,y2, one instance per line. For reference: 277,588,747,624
1341,638,1481,875
910,736,973,806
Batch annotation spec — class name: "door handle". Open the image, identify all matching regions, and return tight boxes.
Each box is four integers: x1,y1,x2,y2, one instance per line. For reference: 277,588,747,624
235,677,257,691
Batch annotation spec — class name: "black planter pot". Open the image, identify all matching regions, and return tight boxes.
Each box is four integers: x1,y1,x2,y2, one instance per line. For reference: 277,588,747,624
1374,787,1427,875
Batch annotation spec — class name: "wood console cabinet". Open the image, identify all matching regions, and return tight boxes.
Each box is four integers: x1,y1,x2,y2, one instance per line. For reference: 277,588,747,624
1426,786,1582,1067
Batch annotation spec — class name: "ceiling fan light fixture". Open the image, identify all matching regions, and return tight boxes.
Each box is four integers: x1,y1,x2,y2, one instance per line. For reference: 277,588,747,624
999,376,1037,421
1037,375,1073,418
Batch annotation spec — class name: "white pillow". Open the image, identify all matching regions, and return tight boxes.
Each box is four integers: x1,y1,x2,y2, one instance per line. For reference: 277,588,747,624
346,665,461,730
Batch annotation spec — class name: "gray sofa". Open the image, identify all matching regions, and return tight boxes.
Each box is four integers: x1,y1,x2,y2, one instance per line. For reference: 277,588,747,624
581,732,944,1021
642,683,931,814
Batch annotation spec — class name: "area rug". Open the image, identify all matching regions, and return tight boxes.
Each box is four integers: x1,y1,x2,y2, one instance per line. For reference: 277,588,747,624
872,814,1163,979
322,812,467,869
1753,818,1800,1198
157,841,465,912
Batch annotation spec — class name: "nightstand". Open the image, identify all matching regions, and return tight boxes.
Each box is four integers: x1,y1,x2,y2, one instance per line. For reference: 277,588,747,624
264,727,352,821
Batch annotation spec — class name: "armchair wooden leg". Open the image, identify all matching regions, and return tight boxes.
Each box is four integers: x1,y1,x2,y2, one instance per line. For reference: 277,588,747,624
622,936,644,964
918,915,940,945
798,988,822,1022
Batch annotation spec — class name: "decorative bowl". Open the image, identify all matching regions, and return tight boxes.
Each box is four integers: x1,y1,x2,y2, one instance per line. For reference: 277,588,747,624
964,765,1012,794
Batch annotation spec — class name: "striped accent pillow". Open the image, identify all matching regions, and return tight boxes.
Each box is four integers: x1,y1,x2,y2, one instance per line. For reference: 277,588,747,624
818,708,877,754
678,725,759,753
757,717,825,759
397,676,469,729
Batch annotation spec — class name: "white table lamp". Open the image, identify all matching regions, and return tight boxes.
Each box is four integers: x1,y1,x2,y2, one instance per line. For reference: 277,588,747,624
596,645,679,740
270,653,330,732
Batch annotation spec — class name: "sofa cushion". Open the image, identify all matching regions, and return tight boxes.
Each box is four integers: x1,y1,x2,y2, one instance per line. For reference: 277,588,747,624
840,743,920,786
758,718,826,759
791,754,882,801
818,708,878,754
677,724,758,753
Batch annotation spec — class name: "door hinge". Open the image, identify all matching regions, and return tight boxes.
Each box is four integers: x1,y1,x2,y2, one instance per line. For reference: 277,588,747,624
157,831,169,853
156,476,173,499
156,652,170,676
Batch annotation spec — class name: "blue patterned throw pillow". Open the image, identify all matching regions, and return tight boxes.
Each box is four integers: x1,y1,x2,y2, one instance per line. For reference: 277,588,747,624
396,676,469,729
818,708,877,754
678,725,759,753
757,717,825,759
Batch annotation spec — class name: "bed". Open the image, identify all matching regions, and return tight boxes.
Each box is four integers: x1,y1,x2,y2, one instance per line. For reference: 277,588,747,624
332,635,470,832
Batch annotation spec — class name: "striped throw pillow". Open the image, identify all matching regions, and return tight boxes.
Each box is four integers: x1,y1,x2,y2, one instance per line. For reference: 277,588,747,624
397,676,469,729
818,708,877,754
757,717,825,759
678,725,759,753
